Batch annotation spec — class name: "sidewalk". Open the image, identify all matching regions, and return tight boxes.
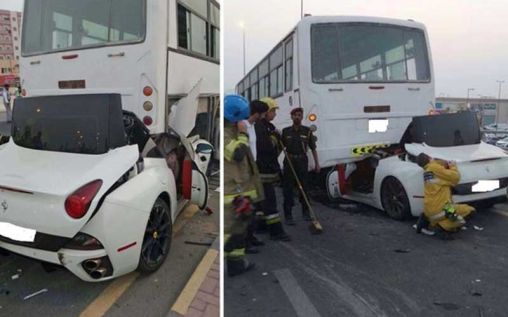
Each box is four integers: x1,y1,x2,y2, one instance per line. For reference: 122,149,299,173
169,236,220,317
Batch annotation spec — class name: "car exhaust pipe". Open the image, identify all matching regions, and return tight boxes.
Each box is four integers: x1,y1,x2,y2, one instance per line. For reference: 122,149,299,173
90,267,108,279
83,259,102,271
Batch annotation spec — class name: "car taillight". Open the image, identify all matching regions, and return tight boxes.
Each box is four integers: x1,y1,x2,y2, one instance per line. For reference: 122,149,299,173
65,180,103,219
143,86,153,97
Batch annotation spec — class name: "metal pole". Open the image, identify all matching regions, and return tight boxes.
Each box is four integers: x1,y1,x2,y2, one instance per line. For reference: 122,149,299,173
466,88,474,110
243,27,246,76
496,80,504,127
301,0,303,19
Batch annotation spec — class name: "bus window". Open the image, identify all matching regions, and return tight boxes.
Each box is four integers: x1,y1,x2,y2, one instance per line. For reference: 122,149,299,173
269,45,283,97
311,23,430,83
22,0,145,56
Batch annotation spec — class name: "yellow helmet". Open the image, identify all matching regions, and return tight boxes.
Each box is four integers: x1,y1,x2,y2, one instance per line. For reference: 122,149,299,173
260,97,278,111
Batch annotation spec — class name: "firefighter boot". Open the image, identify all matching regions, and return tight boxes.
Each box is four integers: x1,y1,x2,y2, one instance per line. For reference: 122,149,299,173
227,258,256,277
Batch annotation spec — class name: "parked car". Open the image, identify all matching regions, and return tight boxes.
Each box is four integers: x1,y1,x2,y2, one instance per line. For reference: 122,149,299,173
495,137,508,150
0,94,210,282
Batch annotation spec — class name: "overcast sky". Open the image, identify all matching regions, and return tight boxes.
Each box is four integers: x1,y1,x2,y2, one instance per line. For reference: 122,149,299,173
0,0,22,12
224,0,508,98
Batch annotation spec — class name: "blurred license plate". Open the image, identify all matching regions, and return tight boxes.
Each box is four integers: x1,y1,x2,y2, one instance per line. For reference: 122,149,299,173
472,180,500,193
0,222,36,242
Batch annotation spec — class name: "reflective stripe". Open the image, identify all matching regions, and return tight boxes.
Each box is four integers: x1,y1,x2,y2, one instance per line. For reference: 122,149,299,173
224,190,258,205
429,211,446,222
265,214,281,225
260,173,280,183
224,134,249,162
351,143,389,156
225,248,245,258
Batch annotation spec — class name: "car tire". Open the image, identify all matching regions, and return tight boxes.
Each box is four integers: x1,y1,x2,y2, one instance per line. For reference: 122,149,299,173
138,197,172,273
381,176,411,220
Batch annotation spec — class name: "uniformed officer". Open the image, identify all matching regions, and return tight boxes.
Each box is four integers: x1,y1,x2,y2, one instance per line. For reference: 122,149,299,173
224,95,263,276
282,107,320,224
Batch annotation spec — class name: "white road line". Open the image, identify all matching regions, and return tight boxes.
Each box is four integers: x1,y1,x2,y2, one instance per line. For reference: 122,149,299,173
273,268,322,317
492,208,508,218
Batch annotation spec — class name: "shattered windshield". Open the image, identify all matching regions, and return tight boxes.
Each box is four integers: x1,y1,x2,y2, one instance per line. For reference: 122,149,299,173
405,112,481,147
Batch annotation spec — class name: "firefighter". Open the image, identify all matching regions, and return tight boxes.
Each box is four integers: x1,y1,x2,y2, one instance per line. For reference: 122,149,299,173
282,107,320,224
224,95,263,276
238,100,269,253
416,153,475,235
255,97,291,241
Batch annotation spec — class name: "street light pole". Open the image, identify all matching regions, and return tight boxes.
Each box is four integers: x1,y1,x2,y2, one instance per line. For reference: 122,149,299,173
466,88,474,110
301,0,303,19
239,22,246,76
496,80,504,127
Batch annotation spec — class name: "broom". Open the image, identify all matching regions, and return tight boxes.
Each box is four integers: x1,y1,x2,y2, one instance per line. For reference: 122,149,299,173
280,143,323,234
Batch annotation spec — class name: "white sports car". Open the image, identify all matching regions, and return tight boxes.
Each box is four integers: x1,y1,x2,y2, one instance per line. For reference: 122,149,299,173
0,94,211,282
327,112,508,220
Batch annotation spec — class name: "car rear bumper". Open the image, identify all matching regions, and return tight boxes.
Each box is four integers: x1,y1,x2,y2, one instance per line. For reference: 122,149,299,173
453,187,507,203
0,241,115,282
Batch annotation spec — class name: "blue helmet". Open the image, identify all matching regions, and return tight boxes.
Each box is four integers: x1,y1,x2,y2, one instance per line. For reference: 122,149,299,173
224,94,249,123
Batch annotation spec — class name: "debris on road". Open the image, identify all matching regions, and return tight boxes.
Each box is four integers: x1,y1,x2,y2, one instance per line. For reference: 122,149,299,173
470,290,482,297
262,272,268,276
11,274,19,280
433,302,460,311
23,288,48,300
473,225,484,231
394,249,411,253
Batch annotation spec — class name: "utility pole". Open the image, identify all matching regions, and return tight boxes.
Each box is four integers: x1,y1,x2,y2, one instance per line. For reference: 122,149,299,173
466,88,474,110
239,22,246,76
301,0,303,19
496,80,504,128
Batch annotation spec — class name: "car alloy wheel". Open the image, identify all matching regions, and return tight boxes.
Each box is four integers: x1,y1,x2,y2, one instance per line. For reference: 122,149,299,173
138,197,172,272
381,176,411,220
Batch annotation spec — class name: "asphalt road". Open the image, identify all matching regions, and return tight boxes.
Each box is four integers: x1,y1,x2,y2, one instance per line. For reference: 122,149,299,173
225,189,508,317
0,174,220,317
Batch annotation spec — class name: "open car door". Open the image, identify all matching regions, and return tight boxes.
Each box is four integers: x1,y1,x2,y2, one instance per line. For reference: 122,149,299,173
181,158,208,210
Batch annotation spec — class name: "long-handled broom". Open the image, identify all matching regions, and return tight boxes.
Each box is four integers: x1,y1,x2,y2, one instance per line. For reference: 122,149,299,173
280,144,323,234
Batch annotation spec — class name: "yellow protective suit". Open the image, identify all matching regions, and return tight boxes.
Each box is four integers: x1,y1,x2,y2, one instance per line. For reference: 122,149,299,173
423,160,475,232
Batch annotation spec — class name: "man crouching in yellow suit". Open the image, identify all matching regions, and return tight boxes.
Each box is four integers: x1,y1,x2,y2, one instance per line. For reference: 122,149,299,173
416,153,475,235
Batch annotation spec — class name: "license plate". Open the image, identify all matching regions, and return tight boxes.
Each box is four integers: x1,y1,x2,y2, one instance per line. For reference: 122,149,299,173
0,222,36,242
472,180,500,193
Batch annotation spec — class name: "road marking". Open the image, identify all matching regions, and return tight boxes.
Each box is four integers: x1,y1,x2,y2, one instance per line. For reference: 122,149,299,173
171,249,219,315
79,203,199,316
273,268,322,317
79,272,139,317
492,207,508,218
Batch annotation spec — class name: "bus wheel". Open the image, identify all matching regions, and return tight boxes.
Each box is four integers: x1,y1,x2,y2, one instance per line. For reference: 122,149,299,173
138,198,172,273
381,177,411,220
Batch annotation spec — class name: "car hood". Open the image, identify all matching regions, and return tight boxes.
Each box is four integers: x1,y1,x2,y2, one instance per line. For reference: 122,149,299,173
405,141,508,162
0,140,139,238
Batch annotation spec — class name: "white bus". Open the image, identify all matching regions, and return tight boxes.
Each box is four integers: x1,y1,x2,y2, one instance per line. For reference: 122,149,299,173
20,0,220,143
238,16,508,220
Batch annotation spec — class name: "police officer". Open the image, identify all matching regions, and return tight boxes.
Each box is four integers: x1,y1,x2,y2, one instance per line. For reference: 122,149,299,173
224,95,263,276
255,97,291,241
282,107,320,224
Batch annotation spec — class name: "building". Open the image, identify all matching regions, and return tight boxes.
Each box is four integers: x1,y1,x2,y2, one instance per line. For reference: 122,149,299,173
0,9,22,86
436,97,508,127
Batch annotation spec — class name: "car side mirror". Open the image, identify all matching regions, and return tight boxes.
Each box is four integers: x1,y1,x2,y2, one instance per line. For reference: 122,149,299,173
196,143,213,155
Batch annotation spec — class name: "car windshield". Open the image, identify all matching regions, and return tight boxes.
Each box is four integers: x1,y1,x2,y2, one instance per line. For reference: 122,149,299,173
406,112,481,147
311,22,430,83
12,94,126,154
22,0,146,56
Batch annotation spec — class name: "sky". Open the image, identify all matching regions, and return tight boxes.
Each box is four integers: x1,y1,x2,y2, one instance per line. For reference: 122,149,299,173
224,0,508,98
0,0,22,12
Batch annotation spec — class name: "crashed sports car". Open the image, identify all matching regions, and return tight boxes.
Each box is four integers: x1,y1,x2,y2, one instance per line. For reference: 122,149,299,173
0,94,210,281
327,111,508,220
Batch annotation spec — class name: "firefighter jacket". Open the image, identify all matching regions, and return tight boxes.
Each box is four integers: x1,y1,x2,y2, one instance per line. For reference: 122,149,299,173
224,122,263,205
255,118,282,183
422,159,474,230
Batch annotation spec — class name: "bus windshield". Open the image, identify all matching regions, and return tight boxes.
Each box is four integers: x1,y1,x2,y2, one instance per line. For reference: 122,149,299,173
22,0,146,56
311,23,430,83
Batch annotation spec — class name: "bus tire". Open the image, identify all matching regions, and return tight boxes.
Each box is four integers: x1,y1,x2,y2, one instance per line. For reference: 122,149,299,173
381,176,411,220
